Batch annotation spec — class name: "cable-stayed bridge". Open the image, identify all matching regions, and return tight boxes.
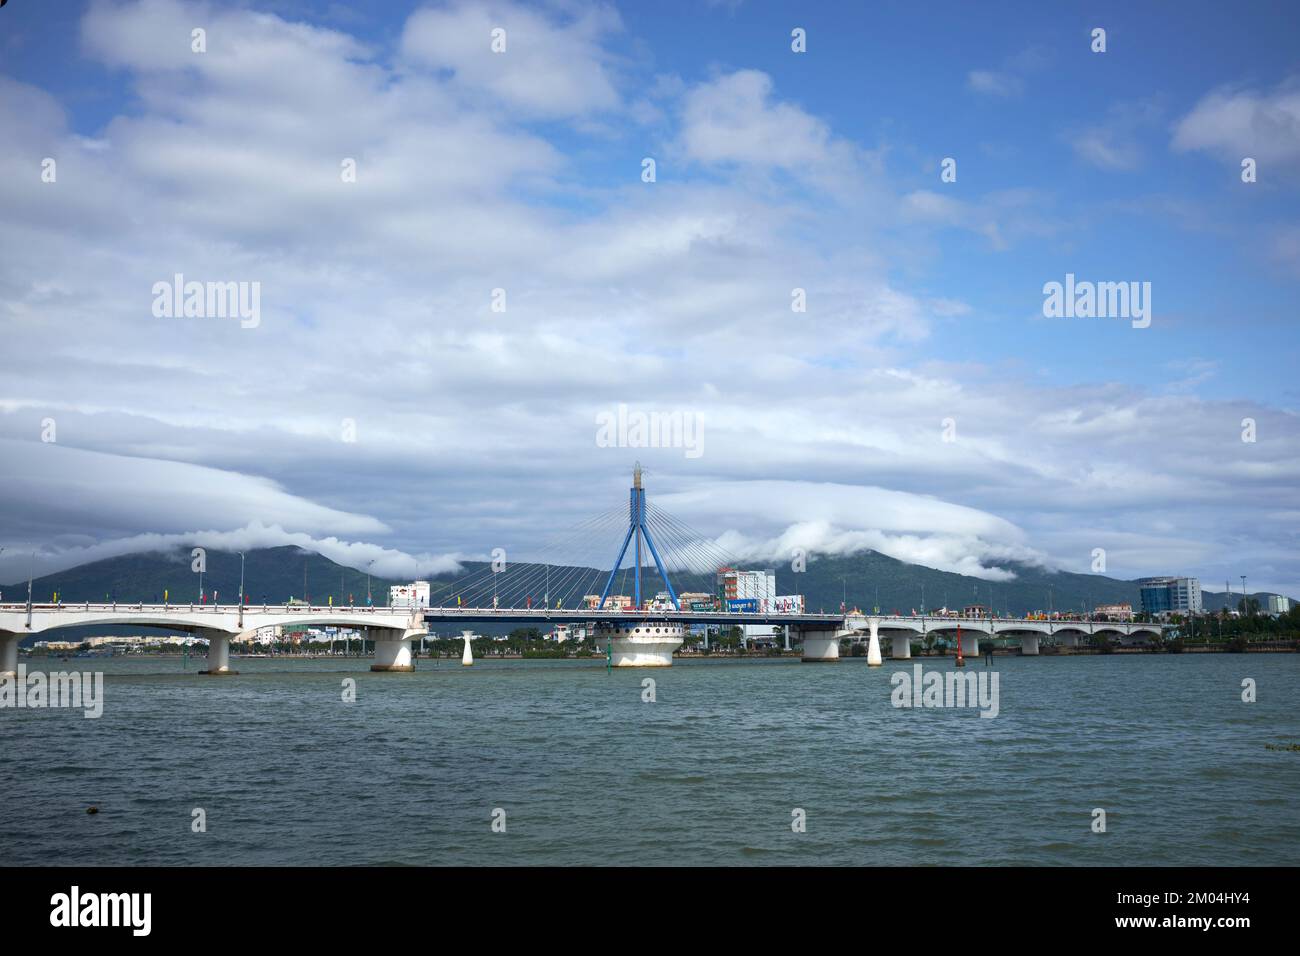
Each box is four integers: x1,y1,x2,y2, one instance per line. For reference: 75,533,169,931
0,466,1167,672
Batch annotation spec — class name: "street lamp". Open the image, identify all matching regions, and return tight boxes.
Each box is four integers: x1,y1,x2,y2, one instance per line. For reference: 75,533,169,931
26,546,35,627
1241,575,1248,615
367,560,375,606
237,551,246,628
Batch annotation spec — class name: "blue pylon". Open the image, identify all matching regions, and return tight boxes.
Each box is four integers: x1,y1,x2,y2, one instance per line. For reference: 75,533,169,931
598,463,679,610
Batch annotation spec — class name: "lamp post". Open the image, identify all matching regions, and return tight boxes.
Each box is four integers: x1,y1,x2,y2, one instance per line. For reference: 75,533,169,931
26,547,35,628
367,560,374,606
237,551,246,629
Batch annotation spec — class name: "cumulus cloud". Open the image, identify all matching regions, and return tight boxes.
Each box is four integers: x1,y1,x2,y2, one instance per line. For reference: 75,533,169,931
400,0,622,118
676,69,869,194
0,1,1297,600
1172,77,1300,165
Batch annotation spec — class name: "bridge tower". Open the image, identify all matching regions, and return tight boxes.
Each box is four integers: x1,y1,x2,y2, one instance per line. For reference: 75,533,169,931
597,463,679,610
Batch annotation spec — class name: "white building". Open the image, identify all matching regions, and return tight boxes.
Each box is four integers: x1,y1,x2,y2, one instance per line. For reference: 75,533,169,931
1267,594,1292,615
389,581,431,608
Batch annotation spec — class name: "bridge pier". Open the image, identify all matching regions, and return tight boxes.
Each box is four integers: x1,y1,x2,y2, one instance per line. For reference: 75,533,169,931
960,632,980,658
371,629,414,672
1020,634,1040,656
1058,633,1080,648
199,631,237,675
890,634,911,659
867,619,882,666
1,632,19,677
800,629,840,662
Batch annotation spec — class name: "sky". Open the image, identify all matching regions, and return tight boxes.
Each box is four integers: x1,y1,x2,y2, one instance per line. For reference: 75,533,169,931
0,0,1297,597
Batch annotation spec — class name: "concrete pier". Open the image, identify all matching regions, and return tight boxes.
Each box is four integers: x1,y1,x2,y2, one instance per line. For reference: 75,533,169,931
801,629,840,662
0,633,18,678
960,632,980,658
890,634,912,659
867,619,882,666
1020,634,1040,656
604,622,683,667
461,630,474,666
199,630,236,675
372,638,413,671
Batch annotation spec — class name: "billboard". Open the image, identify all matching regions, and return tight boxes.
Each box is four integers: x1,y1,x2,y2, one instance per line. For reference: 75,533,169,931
727,598,759,613
689,601,716,612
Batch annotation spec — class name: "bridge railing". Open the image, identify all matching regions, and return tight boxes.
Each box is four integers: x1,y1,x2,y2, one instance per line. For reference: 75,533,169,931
1,602,416,615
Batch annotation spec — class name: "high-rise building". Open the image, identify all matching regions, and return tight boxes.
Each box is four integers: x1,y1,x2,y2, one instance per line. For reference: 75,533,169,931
1138,577,1202,616
717,568,776,640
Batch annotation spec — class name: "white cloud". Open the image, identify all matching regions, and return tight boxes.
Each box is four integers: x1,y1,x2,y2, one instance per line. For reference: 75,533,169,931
1070,128,1142,170
400,0,622,118
658,480,1042,580
676,69,868,194
0,1,1296,600
0,439,387,539
967,70,1021,98
1172,78,1300,165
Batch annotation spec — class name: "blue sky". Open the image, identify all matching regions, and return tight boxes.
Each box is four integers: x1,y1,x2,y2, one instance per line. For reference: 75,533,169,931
1,0,1297,595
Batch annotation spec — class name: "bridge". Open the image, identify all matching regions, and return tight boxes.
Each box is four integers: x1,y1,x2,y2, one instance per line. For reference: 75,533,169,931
839,612,1165,660
0,602,427,675
0,465,1168,674
0,602,1165,674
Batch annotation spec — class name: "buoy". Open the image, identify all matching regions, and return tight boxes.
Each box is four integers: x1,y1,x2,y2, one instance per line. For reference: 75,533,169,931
86,807,99,815
461,630,474,666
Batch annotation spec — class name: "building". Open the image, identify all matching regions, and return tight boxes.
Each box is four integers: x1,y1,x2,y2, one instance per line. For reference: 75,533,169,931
1138,577,1202,617
583,594,632,610
717,568,776,641
1094,602,1133,621
389,581,431,609
717,568,776,606
1267,594,1292,616
677,591,714,609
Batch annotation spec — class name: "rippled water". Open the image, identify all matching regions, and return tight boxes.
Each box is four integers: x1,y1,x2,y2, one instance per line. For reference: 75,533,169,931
2,653,1297,865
